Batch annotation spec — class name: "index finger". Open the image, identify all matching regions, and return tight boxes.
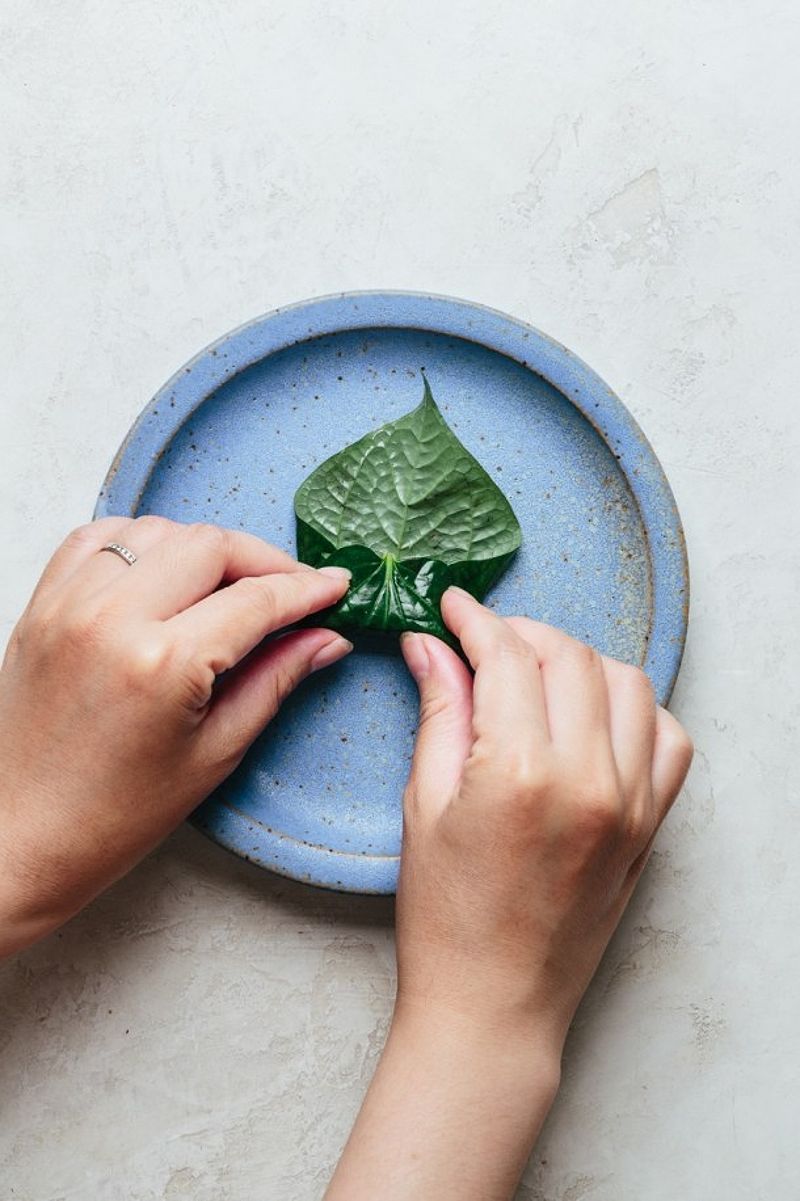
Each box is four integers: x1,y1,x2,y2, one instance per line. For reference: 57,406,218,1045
168,565,352,673
441,588,550,752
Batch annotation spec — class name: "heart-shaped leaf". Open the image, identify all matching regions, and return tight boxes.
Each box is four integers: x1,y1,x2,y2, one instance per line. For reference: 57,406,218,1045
294,377,521,644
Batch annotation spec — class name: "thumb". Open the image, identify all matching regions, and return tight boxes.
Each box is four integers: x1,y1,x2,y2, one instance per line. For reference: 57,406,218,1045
401,633,474,819
203,627,353,771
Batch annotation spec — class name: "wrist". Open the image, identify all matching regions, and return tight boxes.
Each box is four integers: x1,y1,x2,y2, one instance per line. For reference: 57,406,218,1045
0,800,74,958
393,975,569,1069
389,995,563,1108
334,998,562,1198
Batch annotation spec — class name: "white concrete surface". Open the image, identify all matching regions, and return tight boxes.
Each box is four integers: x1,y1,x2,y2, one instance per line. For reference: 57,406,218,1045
1,2,798,1197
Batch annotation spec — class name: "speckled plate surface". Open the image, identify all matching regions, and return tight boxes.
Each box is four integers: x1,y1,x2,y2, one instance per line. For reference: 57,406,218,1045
96,292,688,894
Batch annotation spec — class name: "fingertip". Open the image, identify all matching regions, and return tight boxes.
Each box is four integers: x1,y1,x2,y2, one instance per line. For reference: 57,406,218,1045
443,585,477,605
441,585,479,632
400,631,431,682
404,633,474,711
309,632,353,671
317,565,352,584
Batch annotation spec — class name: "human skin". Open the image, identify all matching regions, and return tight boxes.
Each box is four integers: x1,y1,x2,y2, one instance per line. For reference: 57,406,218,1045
0,516,352,957
0,523,692,1199
324,588,693,1201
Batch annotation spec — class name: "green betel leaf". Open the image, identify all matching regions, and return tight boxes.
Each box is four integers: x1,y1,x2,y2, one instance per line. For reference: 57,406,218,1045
294,377,522,645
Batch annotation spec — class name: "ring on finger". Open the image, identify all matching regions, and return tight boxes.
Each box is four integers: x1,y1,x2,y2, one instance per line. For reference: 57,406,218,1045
99,542,138,567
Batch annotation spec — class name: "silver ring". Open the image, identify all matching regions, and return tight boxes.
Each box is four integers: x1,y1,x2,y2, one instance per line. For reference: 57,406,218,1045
100,542,138,567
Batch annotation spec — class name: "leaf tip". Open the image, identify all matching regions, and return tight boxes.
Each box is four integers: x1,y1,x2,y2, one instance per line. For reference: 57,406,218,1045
419,370,436,409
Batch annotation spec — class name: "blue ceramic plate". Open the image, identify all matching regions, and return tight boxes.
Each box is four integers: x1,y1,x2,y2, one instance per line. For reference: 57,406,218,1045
96,292,688,894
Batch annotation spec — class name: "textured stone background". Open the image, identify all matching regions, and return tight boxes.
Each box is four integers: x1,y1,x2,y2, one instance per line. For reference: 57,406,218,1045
1,2,798,1197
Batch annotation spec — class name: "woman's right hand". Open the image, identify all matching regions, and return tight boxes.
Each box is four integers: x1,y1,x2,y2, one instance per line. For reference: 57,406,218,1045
397,587,693,1052
327,588,692,1201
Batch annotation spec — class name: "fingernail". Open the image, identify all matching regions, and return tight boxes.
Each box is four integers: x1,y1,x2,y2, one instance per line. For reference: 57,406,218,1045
444,585,475,600
400,631,430,681
317,565,352,582
310,634,353,671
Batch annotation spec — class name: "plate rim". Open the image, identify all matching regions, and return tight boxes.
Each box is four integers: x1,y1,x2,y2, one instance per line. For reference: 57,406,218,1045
95,290,689,893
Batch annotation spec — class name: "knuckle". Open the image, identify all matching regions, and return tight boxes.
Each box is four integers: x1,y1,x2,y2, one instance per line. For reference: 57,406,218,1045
493,627,537,669
236,576,279,624
262,661,298,716
623,800,651,848
631,663,655,694
505,617,564,660
619,662,656,702
680,730,695,766
463,738,503,789
576,776,624,840
659,708,694,760
132,514,174,538
668,722,694,770
121,630,175,690
92,516,128,536
565,638,600,674
189,522,228,556
503,615,540,645
471,739,552,806
418,687,456,728
505,751,551,802
62,522,100,552
177,660,216,712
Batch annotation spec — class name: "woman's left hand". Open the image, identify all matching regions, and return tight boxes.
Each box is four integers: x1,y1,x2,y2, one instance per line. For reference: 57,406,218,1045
0,516,352,957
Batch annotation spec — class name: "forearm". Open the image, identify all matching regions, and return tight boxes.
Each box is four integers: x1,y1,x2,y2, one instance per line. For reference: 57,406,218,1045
325,1005,561,1201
